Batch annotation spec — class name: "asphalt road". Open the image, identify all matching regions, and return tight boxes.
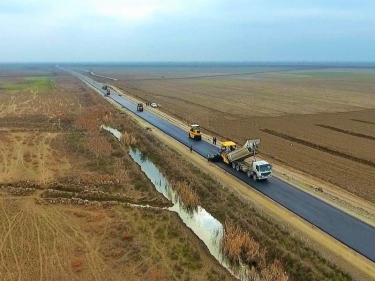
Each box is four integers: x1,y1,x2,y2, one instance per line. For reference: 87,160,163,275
62,66,375,263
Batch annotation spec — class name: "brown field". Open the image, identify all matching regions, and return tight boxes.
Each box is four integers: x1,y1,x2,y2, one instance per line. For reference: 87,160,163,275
0,69,235,281
90,67,375,203
2,65,372,281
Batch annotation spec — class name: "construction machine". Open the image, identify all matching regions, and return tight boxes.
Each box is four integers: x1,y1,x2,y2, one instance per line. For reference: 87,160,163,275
189,124,202,140
218,139,272,181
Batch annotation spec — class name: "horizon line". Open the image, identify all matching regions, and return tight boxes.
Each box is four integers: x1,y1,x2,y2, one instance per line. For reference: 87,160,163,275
0,60,374,65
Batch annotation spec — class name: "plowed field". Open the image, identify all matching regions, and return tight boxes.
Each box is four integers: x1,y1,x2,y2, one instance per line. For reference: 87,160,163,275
90,66,375,202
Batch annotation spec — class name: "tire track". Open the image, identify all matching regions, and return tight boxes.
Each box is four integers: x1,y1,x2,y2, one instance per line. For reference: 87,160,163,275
9,210,24,281
0,202,24,251
46,208,108,279
39,208,86,248
350,119,375,126
37,208,76,280
0,149,8,176
32,211,44,281
0,201,24,280
262,128,375,168
30,206,79,280
0,205,11,278
316,124,375,141
40,218,68,277
49,207,102,279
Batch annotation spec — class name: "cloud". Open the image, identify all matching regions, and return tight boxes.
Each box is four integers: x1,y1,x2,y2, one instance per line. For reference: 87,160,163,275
0,0,374,62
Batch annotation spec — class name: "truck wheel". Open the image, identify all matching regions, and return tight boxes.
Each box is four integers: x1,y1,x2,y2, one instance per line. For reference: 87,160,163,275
231,163,236,169
247,171,251,178
236,165,240,171
252,174,257,181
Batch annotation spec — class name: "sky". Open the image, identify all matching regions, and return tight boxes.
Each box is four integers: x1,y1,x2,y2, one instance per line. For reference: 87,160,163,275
0,0,374,62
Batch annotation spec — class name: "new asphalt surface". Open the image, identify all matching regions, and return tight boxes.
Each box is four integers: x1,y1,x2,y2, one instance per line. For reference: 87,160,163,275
62,66,375,263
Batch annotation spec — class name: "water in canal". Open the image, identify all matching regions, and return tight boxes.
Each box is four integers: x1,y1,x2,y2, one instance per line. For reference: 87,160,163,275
102,125,249,280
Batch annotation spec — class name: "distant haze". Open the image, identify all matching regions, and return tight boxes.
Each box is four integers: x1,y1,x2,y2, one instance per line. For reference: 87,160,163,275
1,0,374,63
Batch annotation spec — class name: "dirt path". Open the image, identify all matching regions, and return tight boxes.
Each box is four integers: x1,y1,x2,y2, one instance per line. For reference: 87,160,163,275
0,195,120,281
106,87,375,281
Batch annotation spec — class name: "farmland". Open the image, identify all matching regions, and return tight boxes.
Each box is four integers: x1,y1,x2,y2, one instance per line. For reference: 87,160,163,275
86,65,375,203
1,65,372,281
0,68,235,281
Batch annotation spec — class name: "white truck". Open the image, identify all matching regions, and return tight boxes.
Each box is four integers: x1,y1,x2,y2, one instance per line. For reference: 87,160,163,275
220,139,272,181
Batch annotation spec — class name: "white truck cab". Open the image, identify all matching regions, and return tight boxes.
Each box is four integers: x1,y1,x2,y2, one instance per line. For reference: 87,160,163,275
250,160,272,181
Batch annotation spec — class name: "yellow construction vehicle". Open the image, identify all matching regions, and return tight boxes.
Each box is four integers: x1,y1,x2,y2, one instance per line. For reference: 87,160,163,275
219,141,237,164
218,139,272,181
188,124,202,140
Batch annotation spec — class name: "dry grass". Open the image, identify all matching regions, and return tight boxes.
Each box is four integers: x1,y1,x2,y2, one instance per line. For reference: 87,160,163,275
221,222,288,281
0,68,236,281
173,181,200,208
71,257,84,273
122,230,133,240
147,267,167,281
120,132,138,146
76,106,112,132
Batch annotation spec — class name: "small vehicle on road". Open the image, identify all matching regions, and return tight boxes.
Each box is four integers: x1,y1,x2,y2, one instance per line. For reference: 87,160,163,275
137,103,144,112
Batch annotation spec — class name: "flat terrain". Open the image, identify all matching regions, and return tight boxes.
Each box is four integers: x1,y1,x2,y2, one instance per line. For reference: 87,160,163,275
0,69,234,281
88,66,375,203
1,65,371,281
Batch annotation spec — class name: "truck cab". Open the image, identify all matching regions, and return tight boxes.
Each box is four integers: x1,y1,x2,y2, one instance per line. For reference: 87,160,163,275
189,124,202,140
250,160,272,181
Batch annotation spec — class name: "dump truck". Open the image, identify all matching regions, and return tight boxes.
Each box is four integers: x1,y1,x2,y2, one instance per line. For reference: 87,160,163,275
137,103,144,112
218,139,272,181
189,124,202,140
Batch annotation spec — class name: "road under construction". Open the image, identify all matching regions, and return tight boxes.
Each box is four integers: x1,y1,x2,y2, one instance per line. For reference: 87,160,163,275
60,66,375,265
